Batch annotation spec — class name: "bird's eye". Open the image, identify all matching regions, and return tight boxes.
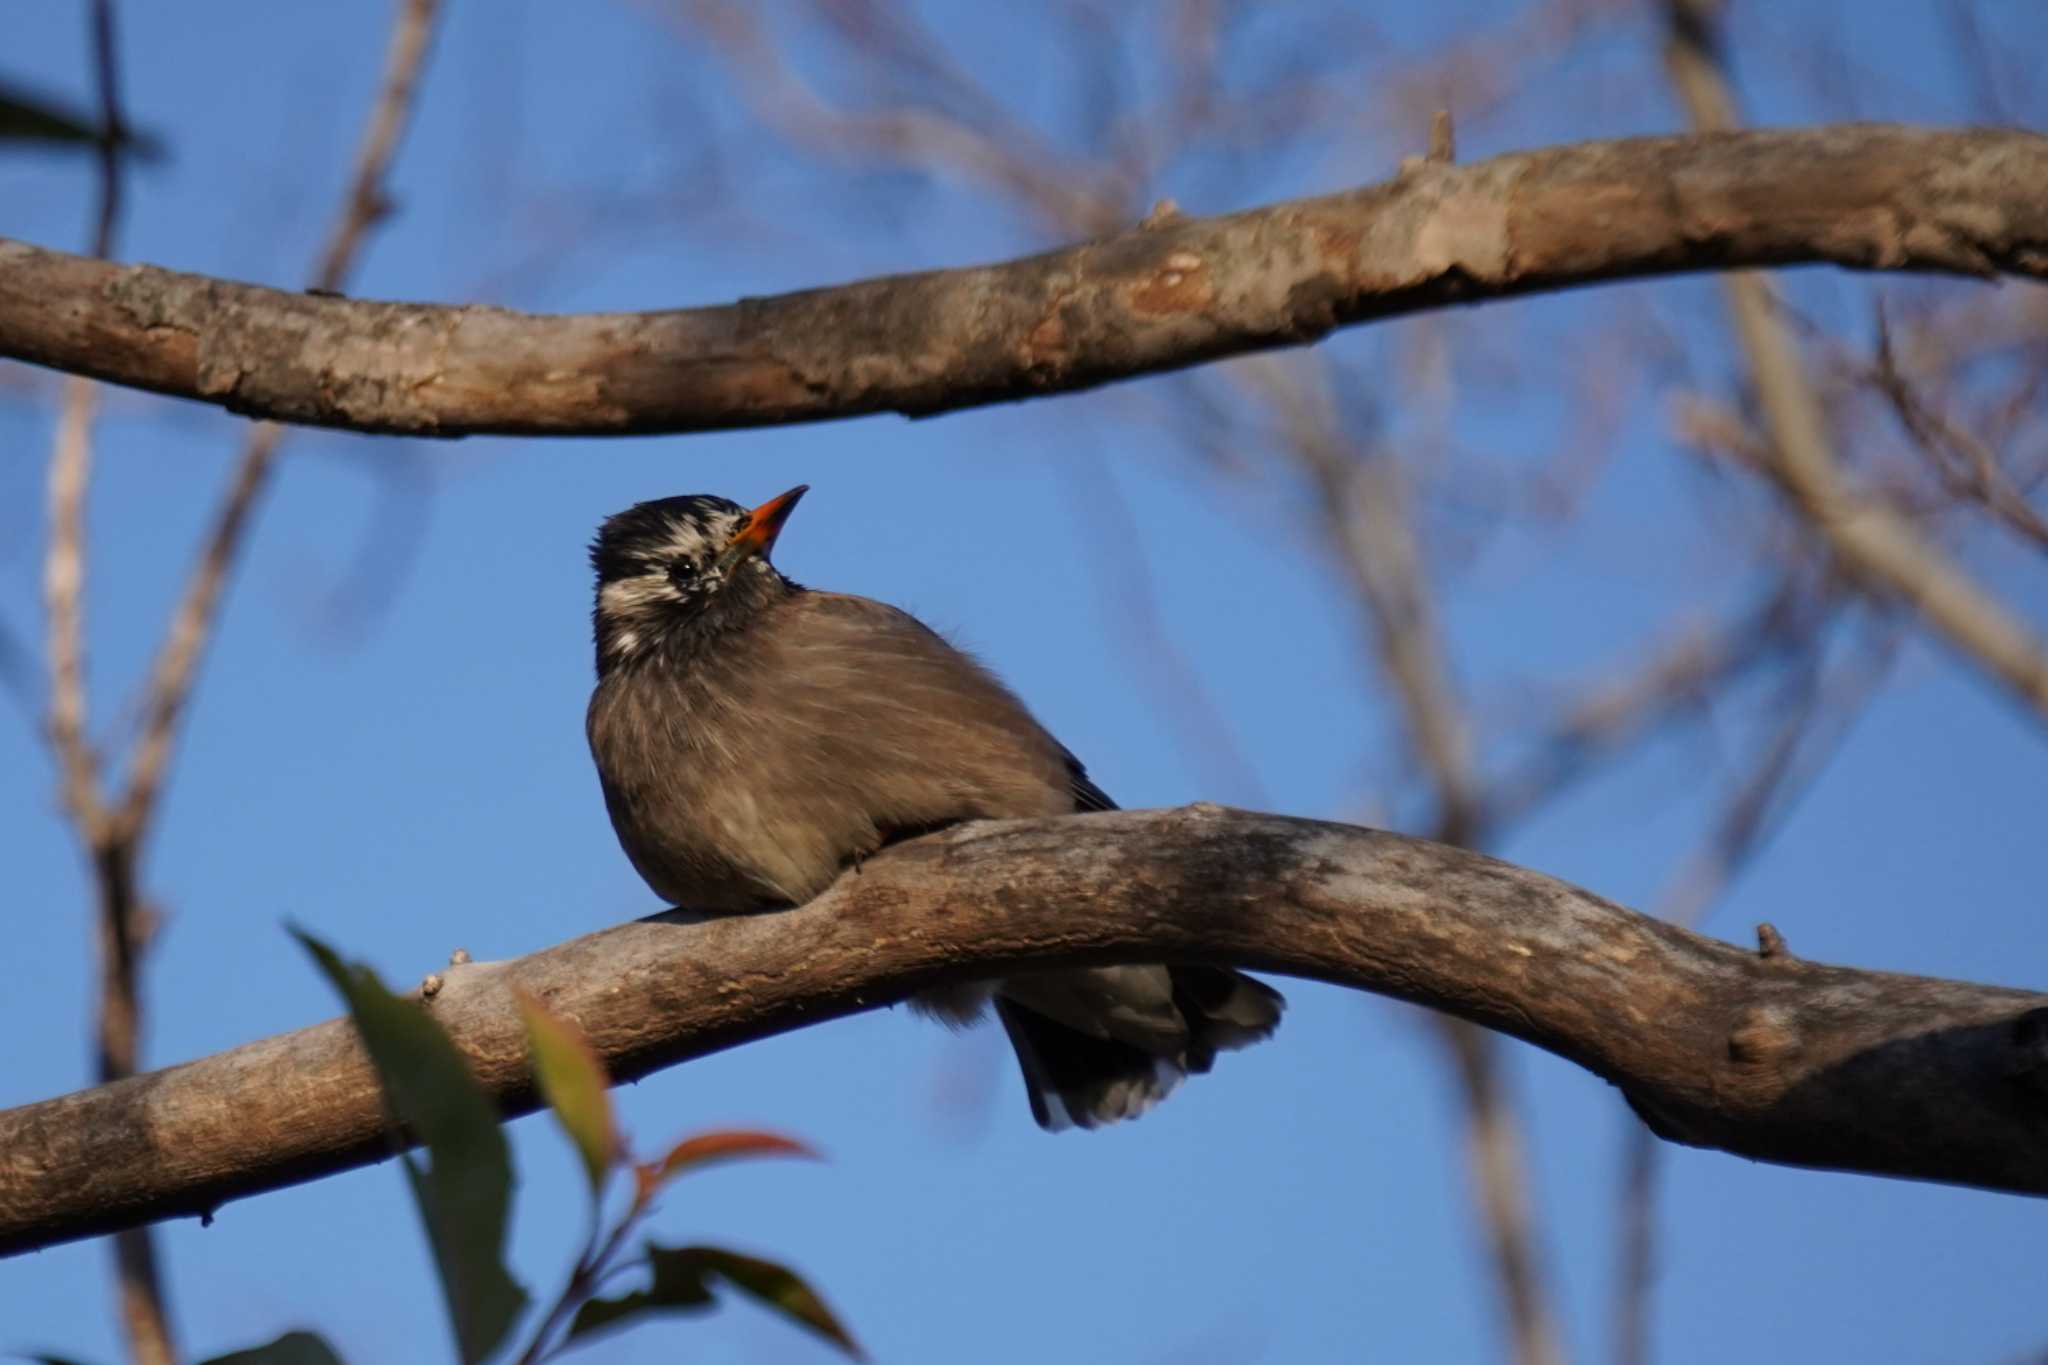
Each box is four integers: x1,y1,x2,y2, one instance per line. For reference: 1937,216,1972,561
667,556,699,587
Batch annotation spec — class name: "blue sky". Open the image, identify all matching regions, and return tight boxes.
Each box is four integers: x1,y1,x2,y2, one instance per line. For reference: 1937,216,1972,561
2,3,2044,1363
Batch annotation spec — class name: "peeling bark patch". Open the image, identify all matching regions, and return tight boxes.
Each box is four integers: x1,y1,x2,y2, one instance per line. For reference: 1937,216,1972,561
1024,307,1071,374
1126,254,1213,315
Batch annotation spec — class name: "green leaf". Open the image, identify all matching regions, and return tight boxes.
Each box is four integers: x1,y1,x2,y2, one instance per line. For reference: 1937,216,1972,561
198,1330,346,1365
567,1243,862,1360
565,1244,716,1342
513,989,617,1199
0,80,164,158
294,929,527,1365
691,1246,862,1359
636,1129,817,1202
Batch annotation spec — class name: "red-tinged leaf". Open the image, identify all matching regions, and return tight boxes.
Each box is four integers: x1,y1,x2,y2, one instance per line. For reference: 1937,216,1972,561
640,1129,818,1198
566,1243,861,1360
513,989,618,1198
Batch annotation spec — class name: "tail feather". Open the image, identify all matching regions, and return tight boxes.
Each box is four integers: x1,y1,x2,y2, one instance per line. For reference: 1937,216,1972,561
994,998,1181,1130
1172,966,1286,1074
993,967,1284,1130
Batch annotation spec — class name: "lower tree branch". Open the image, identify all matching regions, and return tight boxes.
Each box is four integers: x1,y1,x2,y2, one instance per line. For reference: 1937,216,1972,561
0,807,2041,1258
0,124,2044,438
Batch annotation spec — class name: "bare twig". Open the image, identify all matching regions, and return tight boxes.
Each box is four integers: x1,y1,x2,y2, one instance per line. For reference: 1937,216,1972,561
1613,621,1896,1365
1655,637,1896,935
82,0,126,265
306,0,440,297
1247,354,1567,1365
1613,15,1957,1363
674,0,1124,234
112,424,284,844
45,375,105,843
1440,1019,1564,1365
1484,580,1819,835
37,7,179,1362
1057,457,1271,807
113,0,442,848
1865,314,2048,553
1612,1108,1659,1365
1664,5,2048,723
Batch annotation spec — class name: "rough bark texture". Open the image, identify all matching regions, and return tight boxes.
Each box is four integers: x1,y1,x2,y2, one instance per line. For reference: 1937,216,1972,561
2,124,2045,438
1,807,2043,1256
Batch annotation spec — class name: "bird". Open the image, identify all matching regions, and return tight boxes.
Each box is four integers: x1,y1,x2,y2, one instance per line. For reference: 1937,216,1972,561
584,485,1283,1129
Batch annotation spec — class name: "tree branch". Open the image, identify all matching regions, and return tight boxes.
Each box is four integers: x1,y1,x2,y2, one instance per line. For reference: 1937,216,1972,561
1,807,2041,1258
1,124,2043,437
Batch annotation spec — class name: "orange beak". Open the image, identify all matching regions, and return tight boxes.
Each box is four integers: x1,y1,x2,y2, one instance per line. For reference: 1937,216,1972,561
716,485,808,572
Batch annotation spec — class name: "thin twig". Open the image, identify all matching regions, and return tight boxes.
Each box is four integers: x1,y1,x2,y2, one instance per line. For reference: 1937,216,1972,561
83,0,126,264
39,6,178,1363
1865,313,2048,553
1057,457,1272,808
1614,15,1935,1362
1664,0,2048,723
1613,622,1896,1365
45,374,104,843
113,0,443,847
114,423,284,843
1246,352,1567,1365
1484,579,1819,834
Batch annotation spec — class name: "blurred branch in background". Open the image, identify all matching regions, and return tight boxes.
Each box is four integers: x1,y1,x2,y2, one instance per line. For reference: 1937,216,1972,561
1606,4,2048,1358
118,0,442,842
32,3,445,1361
1865,313,2048,555
38,5,166,1357
1237,347,1563,1365
1057,457,1272,808
1663,0,2048,723
1609,606,1897,1365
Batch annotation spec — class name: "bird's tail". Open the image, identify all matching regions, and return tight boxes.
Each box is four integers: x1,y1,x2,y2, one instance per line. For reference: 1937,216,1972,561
994,967,1284,1131
1169,965,1286,1073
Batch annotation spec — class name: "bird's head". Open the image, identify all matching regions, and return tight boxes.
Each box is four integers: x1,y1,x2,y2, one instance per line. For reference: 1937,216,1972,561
589,485,807,674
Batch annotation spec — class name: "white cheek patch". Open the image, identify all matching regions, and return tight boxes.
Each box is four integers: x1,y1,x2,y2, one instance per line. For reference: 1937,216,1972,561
601,577,673,615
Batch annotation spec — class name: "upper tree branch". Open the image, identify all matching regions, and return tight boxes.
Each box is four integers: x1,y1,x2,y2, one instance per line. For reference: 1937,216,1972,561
1,807,2042,1258
2,124,2044,438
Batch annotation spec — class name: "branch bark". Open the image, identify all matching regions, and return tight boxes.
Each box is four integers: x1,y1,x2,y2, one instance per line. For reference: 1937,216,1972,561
1,124,2044,437
1,807,2042,1258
